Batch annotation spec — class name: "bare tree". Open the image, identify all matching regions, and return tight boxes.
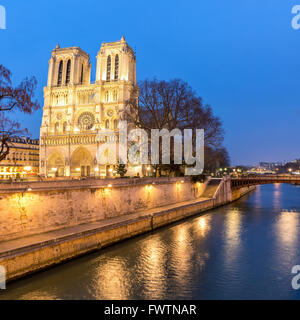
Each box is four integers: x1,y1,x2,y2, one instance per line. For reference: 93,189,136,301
125,78,229,175
0,65,40,161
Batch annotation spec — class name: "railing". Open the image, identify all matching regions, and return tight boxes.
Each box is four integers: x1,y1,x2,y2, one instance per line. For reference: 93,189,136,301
231,175,300,189
0,176,191,193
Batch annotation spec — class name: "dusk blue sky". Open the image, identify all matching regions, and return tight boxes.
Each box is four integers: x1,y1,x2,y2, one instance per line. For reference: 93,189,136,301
1,0,300,165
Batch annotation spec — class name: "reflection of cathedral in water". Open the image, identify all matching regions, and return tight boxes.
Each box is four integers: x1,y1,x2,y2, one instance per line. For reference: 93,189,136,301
39,36,139,178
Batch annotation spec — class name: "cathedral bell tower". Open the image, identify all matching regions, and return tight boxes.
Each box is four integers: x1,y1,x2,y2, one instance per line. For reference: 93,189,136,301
47,44,91,87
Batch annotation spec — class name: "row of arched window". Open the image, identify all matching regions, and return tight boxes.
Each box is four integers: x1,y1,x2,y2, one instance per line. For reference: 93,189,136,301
57,60,84,86
105,119,119,130
54,120,119,132
55,122,68,133
106,55,119,82
105,90,118,102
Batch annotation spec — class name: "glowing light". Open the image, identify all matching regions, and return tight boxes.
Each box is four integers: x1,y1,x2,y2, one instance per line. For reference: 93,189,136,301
94,167,99,172
196,215,211,237
107,184,112,188
27,188,32,192
277,211,299,249
108,168,113,173
52,168,58,172
145,185,153,192
224,209,242,263
199,217,206,229
24,166,32,172
147,166,151,171
76,168,80,172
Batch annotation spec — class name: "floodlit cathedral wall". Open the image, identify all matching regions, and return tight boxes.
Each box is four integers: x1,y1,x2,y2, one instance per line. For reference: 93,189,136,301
40,36,139,178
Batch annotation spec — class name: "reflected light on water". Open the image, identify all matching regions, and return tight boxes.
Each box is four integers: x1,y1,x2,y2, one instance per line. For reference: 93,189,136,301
275,211,300,268
171,224,194,288
138,235,167,299
224,209,242,263
195,215,211,238
253,185,261,207
19,291,59,300
91,258,130,300
273,184,282,208
277,211,299,248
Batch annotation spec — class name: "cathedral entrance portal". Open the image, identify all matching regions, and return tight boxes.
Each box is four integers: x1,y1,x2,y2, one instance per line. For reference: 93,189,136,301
71,147,93,177
47,151,65,177
80,165,91,177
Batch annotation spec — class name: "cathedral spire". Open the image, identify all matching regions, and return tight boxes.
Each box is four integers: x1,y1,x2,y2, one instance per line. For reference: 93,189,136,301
56,42,60,49
121,35,125,42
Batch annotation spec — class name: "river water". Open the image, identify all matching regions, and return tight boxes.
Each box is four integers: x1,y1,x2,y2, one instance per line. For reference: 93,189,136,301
1,183,300,300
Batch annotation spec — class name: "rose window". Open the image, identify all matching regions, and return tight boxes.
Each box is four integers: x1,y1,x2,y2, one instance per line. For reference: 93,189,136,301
78,112,95,130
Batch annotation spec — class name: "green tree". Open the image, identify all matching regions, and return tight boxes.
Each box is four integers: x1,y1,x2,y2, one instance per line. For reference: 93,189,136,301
116,164,127,177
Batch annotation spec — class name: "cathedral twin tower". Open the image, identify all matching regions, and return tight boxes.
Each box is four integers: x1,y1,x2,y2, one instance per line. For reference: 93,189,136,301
40,36,138,178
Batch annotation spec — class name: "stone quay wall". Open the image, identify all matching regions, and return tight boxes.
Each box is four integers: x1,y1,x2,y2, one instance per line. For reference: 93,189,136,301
0,177,208,242
0,177,256,282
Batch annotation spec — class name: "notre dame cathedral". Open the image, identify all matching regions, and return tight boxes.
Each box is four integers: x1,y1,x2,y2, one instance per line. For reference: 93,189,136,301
39,36,140,178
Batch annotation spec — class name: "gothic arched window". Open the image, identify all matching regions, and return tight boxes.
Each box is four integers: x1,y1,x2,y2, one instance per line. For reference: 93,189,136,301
55,122,59,133
114,55,119,81
114,119,118,130
105,91,109,102
106,55,111,82
114,90,118,101
80,64,84,84
66,59,71,85
105,119,110,129
63,122,67,133
57,61,63,86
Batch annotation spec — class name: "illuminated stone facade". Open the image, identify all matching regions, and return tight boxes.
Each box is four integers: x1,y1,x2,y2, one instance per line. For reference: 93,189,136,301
40,37,139,178
0,137,39,180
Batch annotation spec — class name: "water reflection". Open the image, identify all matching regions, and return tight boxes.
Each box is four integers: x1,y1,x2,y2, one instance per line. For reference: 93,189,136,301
137,235,167,299
253,185,262,207
273,183,282,208
91,257,130,299
18,291,59,300
276,211,299,264
195,215,211,238
224,209,242,263
2,184,300,300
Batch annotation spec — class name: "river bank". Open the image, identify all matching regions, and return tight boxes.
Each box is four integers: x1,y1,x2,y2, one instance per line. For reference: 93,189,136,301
0,177,254,282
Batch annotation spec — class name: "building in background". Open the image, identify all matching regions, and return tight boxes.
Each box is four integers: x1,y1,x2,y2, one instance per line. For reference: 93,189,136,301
259,162,284,171
39,36,140,178
0,136,39,180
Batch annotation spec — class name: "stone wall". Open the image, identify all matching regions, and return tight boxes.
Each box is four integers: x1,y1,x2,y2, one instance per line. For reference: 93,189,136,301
0,177,206,241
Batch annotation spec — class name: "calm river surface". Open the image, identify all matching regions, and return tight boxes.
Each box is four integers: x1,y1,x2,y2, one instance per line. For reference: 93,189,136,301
1,183,300,300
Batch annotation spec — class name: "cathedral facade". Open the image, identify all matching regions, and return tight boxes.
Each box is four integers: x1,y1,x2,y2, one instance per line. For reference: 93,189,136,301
40,37,140,178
